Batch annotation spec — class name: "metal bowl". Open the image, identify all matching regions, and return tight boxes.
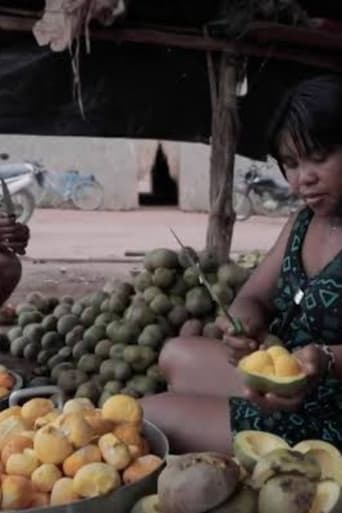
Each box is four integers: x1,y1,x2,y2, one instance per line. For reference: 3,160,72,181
0,371,24,410
8,386,169,513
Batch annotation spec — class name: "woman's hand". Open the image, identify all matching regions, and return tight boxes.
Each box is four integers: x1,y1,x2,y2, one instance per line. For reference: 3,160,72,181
244,344,330,413
216,315,265,367
0,216,30,255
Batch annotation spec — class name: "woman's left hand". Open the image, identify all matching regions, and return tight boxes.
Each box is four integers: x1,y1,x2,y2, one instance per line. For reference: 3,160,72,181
244,344,330,413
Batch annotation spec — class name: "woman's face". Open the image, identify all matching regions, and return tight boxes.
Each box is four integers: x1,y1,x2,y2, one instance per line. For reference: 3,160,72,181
279,141,342,217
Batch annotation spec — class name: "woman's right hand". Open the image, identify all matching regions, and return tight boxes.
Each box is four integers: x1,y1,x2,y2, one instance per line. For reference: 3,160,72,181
216,316,265,367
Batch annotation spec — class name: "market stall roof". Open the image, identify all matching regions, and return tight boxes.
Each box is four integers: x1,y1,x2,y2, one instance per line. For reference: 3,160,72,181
0,1,341,159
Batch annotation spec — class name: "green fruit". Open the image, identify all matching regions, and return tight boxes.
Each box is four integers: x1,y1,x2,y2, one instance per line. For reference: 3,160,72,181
147,364,165,384
65,325,84,347
169,295,185,307
217,262,249,288
179,319,203,337
109,343,126,360
152,268,176,289
72,341,88,360
144,248,178,271
150,294,172,315
46,297,60,313
7,326,22,342
75,381,100,403
156,316,174,337
23,342,40,361
81,306,98,327
95,312,113,326
57,314,79,336
18,311,43,327
78,353,102,374
95,339,113,359
127,375,159,396
130,495,160,513
198,249,218,272
47,354,67,370
169,277,188,296
51,362,75,383
293,440,342,485
104,381,123,395
206,272,217,284
89,291,109,310
100,299,110,312
183,267,200,288
123,345,156,371
53,303,72,318
138,324,164,348
71,301,85,316
61,295,74,305
258,475,316,513
106,320,138,345
143,286,162,304
16,303,36,316
41,314,58,331
11,336,29,357
233,431,290,472
37,349,55,365
202,322,223,339
120,387,141,399
29,377,52,387
99,359,116,381
134,270,153,292
210,486,258,513
168,305,188,328
58,369,88,394
252,448,321,490
211,283,234,305
114,281,134,298
58,346,72,360
83,325,106,350
178,246,198,269
185,287,213,316
23,323,45,343
26,292,48,312
108,293,130,314
112,360,132,381
125,302,155,328
41,331,62,350
98,390,113,407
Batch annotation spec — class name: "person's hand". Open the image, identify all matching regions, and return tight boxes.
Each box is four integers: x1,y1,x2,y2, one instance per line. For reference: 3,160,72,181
244,344,330,413
216,315,265,367
0,216,30,255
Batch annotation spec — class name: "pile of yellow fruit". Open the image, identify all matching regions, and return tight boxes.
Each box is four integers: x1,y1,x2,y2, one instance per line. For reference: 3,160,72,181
0,394,162,510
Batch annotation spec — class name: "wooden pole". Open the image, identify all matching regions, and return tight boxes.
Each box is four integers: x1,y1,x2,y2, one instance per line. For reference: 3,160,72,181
206,53,240,261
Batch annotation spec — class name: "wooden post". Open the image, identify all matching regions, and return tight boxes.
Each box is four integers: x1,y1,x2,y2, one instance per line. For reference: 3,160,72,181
206,52,240,262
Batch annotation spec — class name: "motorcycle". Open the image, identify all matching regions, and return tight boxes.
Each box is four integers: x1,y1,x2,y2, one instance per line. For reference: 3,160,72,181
233,164,302,221
0,161,44,223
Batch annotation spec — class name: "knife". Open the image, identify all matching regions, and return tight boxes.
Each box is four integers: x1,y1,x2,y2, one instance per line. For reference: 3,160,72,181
1,178,16,219
169,227,245,335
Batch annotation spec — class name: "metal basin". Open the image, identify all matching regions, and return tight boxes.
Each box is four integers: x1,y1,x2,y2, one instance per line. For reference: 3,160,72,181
0,371,23,410
8,386,169,513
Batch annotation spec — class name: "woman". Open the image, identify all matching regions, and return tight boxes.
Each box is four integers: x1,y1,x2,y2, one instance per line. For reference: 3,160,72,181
141,75,342,454
0,215,29,305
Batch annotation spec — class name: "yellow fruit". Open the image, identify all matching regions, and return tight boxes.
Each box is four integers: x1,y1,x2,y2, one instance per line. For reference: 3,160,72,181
34,425,73,464
1,475,33,510
123,455,163,485
31,463,63,492
274,355,302,377
50,477,80,506
63,398,95,415
240,351,273,374
266,346,290,359
34,410,60,430
98,433,131,470
30,492,50,508
59,412,95,448
73,462,121,497
0,416,26,450
63,445,102,477
0,386,9,398
83,409,114,436
102,394,143,424
21,398,55,428
262,365,275,376
6,448,40,477
1,434,33,465
0,406,21,424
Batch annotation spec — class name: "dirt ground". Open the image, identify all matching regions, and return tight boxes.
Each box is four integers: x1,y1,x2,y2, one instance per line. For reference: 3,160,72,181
11,208,286,304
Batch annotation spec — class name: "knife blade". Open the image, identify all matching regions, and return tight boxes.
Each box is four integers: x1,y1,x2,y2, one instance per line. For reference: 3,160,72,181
1,178,16,218
169,227,245,335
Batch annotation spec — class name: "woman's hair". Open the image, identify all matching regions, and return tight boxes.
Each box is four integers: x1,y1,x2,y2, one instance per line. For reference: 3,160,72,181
268,74,342,172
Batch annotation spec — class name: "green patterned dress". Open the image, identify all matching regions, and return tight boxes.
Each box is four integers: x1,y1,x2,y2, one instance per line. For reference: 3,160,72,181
230,208,342,449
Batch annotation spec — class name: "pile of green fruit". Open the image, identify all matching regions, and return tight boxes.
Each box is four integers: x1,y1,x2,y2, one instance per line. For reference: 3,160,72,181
131,431,342,513
4,248,252,406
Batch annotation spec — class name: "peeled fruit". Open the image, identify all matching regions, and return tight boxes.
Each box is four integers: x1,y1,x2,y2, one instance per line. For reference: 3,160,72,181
1,475,33,510
233,430,290,472
98,433,132,470
21,398,55,428
50,477,80,506
294,440,342,486
0,415,27,450
309,480,342,513
1,434,33,464
6,448,40,477
34,425,73,464
31,463,62,492
0,405,22,424
34,410,60,430
59,412,95,448
124,454,163,485
239,346,307,397
130,494,160,513
73,462,121,497
114,423,147,457
63,445,102,477
251,448,321,489
258,475,316,513
102,394,143,424
63,397,95,415
30,492,50,508
83,409,114,436
158,453,239,513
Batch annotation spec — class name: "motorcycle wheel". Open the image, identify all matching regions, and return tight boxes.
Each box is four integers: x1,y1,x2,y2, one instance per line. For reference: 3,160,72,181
9,189,35,224
233,191,253,221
